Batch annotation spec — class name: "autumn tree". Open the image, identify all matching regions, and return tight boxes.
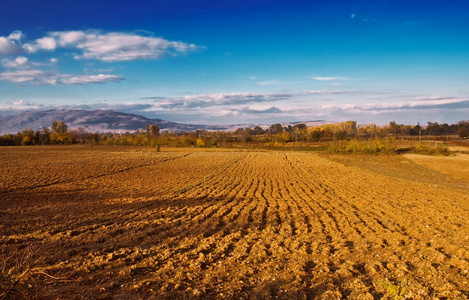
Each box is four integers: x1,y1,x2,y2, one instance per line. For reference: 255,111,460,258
145,124,160,146
293,123,307,131
253,126,265,135
20,129,35,145
281,129,291,142
52,121,68,134
389,121,400,135
50,121,72,144
307,126,322,141
244,128,253,142
269,124,283,135
196,138,206,147
458,121,469,138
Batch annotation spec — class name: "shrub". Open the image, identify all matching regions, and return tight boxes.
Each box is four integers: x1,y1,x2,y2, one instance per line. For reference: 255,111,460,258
327,137,398,154
327,140,348,153
412,142,450,156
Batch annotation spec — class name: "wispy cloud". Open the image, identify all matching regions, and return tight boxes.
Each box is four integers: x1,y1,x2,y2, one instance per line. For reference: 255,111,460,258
255,79,301,86
0,30,203,62
412,96,457,102
320,97,469,112
214,106,283,116
237,106,283,115
149,92,295,109
0,70,51,83
11,99,35,106
0,69,123,85
311,76,348,81
60,74,123,85
305,90,346,95
2,56,28,68
1,30,202,62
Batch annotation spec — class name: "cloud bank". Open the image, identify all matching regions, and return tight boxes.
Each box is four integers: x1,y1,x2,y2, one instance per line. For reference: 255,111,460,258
134,92,469,125
2,90,468,125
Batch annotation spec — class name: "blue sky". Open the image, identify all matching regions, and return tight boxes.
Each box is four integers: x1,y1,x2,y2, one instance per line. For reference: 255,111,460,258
1,0,468,125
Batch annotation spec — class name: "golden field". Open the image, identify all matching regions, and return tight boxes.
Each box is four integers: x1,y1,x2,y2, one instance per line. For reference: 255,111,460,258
1,146,469,299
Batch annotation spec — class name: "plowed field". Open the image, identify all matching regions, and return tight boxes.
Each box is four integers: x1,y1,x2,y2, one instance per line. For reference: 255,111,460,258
1,146,469,299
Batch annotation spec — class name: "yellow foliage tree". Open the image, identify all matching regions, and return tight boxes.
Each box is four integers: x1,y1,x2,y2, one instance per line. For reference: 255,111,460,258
196,138,206,147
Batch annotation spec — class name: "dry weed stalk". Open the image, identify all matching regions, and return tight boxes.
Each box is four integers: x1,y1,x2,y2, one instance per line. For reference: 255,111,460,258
0,244,71,300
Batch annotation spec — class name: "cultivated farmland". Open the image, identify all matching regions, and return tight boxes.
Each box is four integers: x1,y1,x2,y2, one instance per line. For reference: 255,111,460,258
1,146,469,299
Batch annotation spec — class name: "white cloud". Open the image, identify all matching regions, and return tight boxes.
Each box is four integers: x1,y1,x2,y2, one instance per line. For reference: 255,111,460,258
60,74,123,84
37,37,57,50
306,90,345,95
412,96,456,102
0,70,47,83
1,29,202,62
150,92,294,109
0,34,23,55
145,92,469,125
50,58,58,63
15,56,28,65
2,56,28,68
311,76,347,81
8,31,24,41
0,69,123,85
57,31,86,45
319,97,469,112
209,106,282,117
23,37,57,52
49,30,201,61
12,99,35,106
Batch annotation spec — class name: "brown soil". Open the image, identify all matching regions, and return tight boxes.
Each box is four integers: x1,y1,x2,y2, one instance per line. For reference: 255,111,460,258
1,146,468,299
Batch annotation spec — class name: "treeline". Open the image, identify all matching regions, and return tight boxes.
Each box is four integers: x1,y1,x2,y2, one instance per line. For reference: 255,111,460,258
1,120,468,147
388,121,469,137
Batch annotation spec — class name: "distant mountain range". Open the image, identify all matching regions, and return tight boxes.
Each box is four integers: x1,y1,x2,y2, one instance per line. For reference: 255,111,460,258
0,109,330,134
